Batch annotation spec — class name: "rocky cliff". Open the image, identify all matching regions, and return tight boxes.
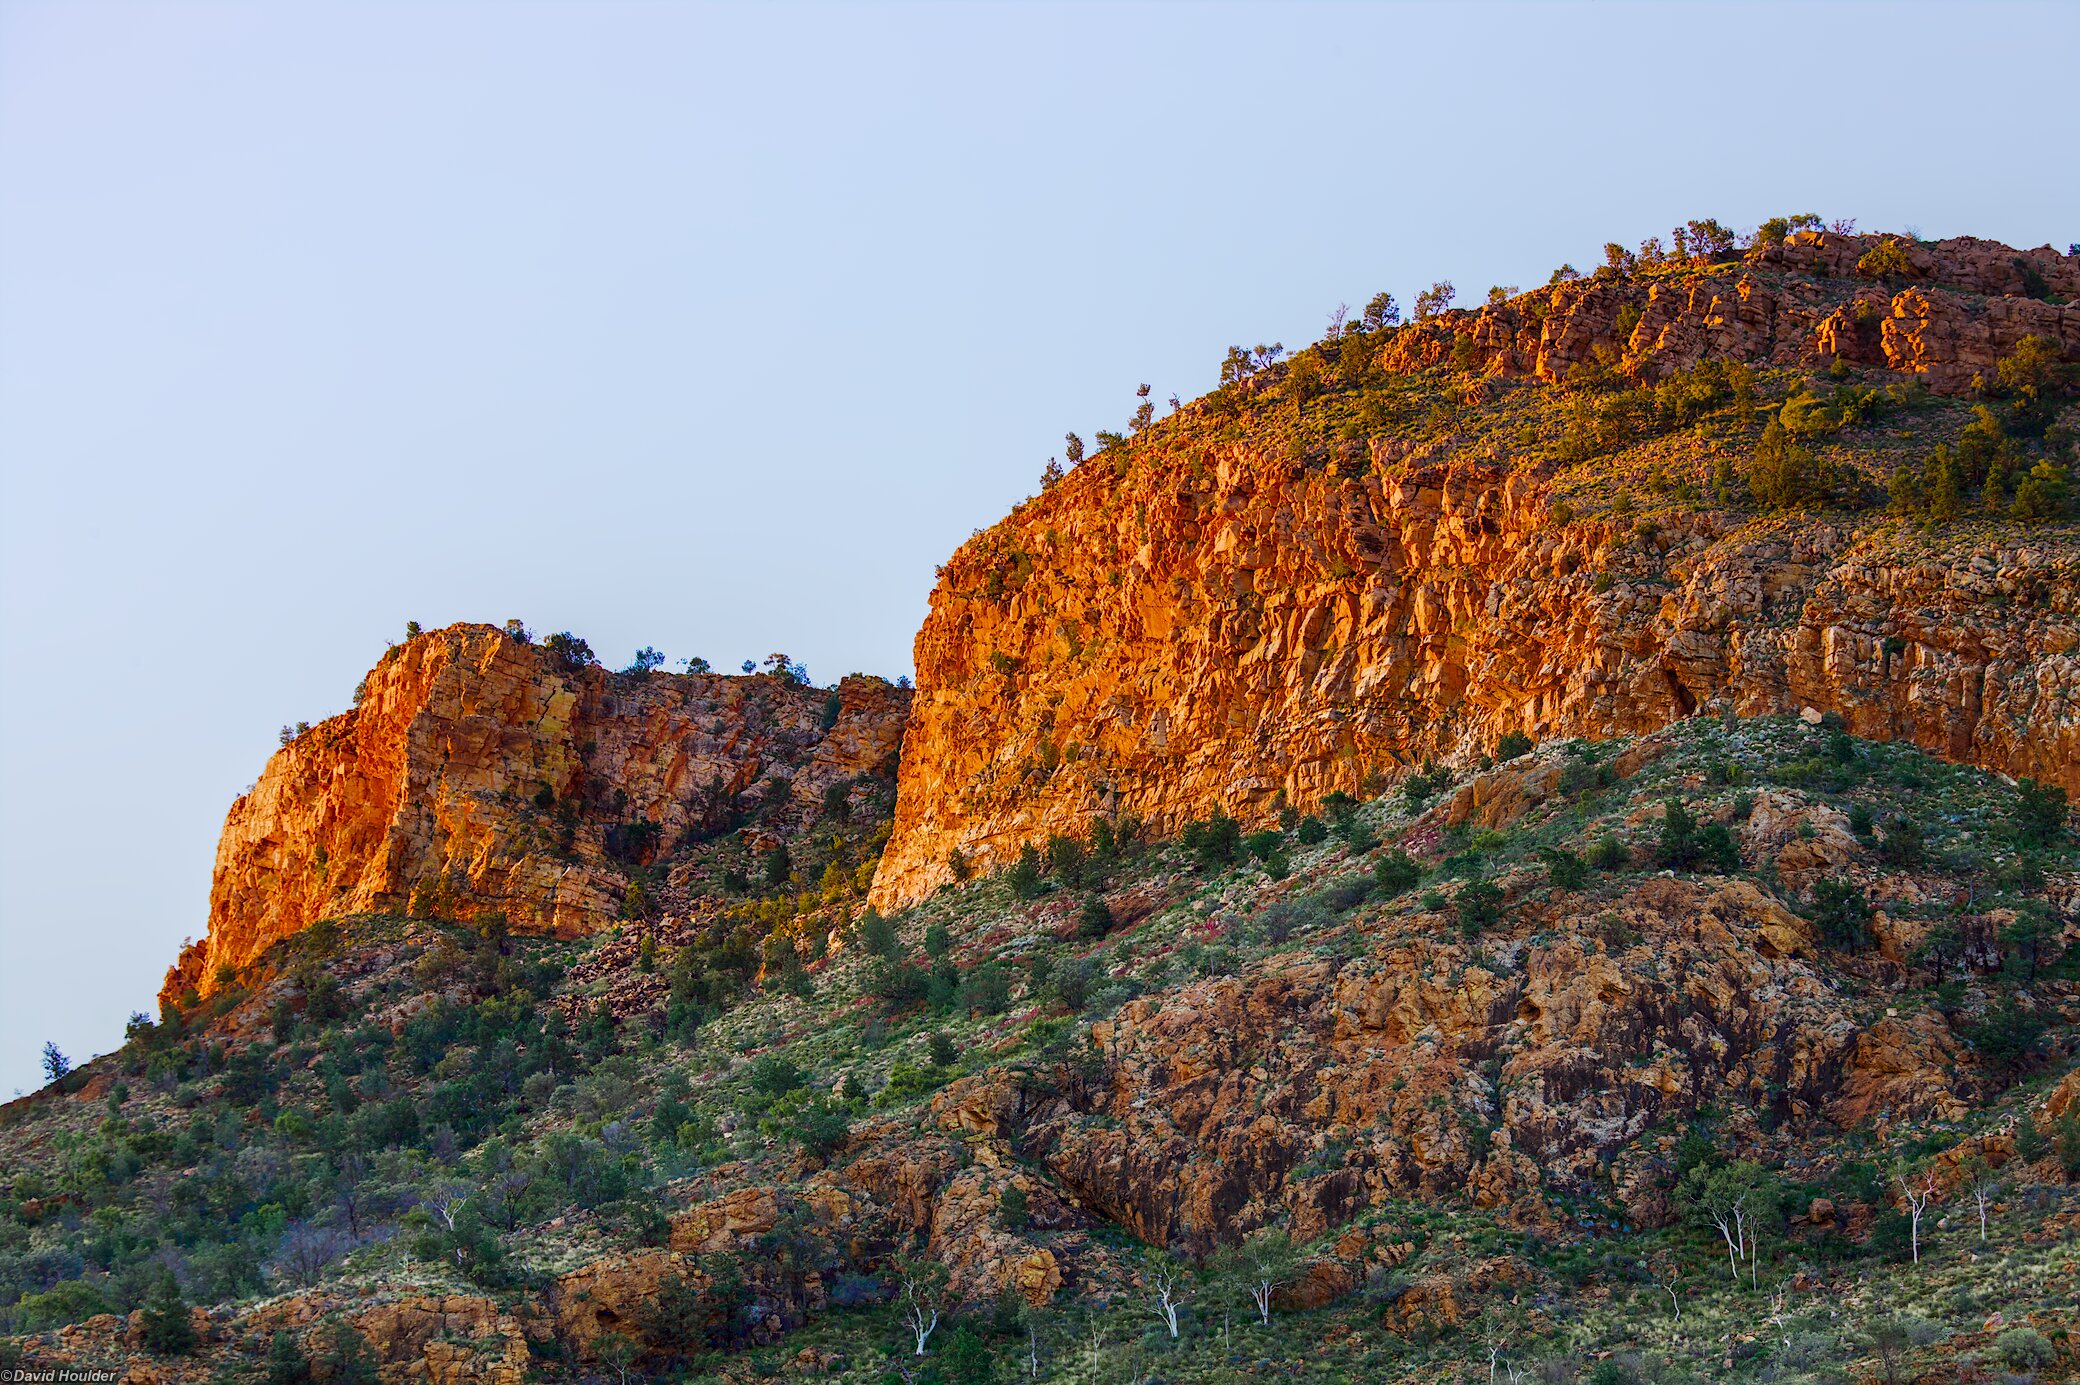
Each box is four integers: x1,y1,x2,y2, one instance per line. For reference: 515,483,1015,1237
162,625,909,1004
871,232,2080,907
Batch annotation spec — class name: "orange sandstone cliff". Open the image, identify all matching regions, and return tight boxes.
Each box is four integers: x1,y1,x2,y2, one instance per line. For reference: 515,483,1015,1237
162,625,909,1004
869,232,2080,907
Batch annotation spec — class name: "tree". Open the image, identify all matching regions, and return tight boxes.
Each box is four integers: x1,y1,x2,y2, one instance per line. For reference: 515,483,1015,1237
1456,879,1503,937
895,1256,949,1354
1414,281,1456,320
1994,333,2072,429
139,1270,197,1355
1960,1157,2003,1244
1040,457,1064,490
1747,421,1852,510
1676,1160,1771,1285
40,1041,70,1085
1217,1229,1300,1325
1656,799,1700,868
1007,843,1045,899
623,646,665,675
1894,1163,1939,1265
785,1096,850,1163
1142,1254,1192,1339
859,909,900,960
266,1331,314,1385
1361,292,1400,331
1064,432,1085,467
541,632,597,674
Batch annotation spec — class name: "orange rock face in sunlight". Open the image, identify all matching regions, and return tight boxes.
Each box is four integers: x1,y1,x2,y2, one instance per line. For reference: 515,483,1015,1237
162,625,908,1004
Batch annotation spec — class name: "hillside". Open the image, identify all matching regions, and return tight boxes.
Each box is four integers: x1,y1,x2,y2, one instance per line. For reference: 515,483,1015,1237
5,221,2080,1385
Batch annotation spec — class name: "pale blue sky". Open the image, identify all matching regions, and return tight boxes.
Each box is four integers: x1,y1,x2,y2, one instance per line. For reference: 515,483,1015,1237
3,0,2075,1095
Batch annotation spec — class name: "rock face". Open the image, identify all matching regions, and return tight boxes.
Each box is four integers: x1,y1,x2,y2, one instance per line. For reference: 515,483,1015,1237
941,873,1971,1257
164,625,908,1003
870,236,2079,907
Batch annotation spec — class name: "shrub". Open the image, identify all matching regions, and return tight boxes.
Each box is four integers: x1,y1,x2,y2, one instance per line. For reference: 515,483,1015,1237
1496,731,1534,761
1456,880,1504,937
541,632,597,674
785,1097,851,1162
1258,898,1330,944
1964,998,2046,1076
926,1031,959,1067
1373,850,1421,896
1588,834,1631,870
1855,238,1915,279
1879,814,1925,866
1993,1325,2057,1371
959,963,1013,1016
1656,800,1699,868
1294,815,1328,845
1810,880,1872,949
1180,812,1243,868
1541,847,1588,891
2014,777,2069,845
868,961,929,1010
1049,959,1094,1011
998,1184,1031,1231
1747,421,1855,511
748,1052,803,1097
1245,829,1284,863
1045,833,1088,887
1078,895,1114,939
859,910,900,960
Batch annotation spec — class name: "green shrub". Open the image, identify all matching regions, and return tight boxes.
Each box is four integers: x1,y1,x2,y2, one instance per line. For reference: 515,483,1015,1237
1497,731,1534,761
748,1052,803,1097
1456,880,1504,937
860,910,900,960
140,1271,196,1355
1588,834,1631,870
1049,959,1094,1011
1810,880,1872,949
998,1184,1030,1232
1180,812,1243,867
1373,851,1421,896
1295,815,1328,845
2014,777,2069,845
1747,420,1856,510
1880,814,1925,866
1007,844,1046,899
1245,829,1284,862
1994,1325,2057,1370
1964,998,2046,1077
868,961,929,1010
1078,895,1114,940
1541,847,1588,891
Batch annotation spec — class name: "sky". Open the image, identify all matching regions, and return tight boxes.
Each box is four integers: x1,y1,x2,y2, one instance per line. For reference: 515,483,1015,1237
2,0,2076,1097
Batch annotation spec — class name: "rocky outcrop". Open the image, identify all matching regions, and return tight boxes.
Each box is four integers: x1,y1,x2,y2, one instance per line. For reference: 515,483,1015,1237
872,236,2078,906
959,875,1970,1255
1376,231,2079,390
165,625,908,1003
